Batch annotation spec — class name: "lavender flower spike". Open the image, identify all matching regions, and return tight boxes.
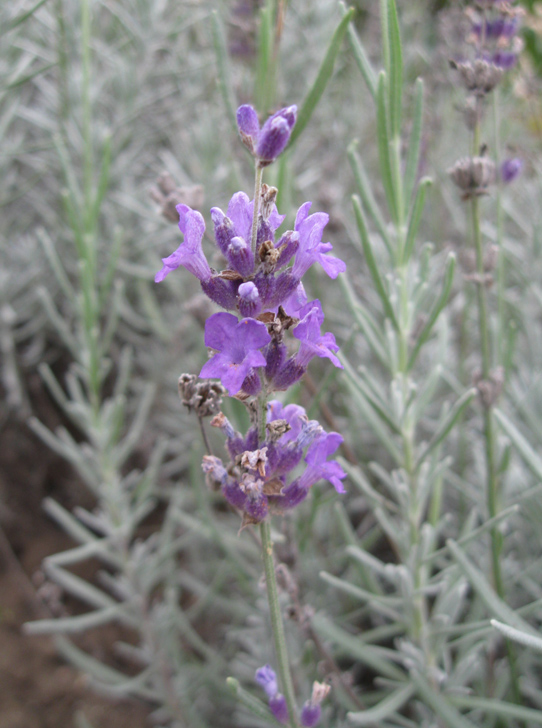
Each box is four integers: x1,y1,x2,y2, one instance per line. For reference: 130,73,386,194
200,313,271,395
292,202,346,280
155,204,211,283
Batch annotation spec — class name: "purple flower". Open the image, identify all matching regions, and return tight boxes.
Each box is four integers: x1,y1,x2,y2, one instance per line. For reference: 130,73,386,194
237,104,297,165
300,703,321,728
268,400,307,444
299,431,347,494
291,202,346,280
492,51,517,70
211,192,285,257
255,665,289,725
237,104,260,140
293,300,343,369
501,157,523,184
155,205,212,283
300,682,330,728
200,313,271,395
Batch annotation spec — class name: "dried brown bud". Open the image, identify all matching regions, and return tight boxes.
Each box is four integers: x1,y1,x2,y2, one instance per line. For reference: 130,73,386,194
178,374,226,417
451,58,504,96
261,183,278,221
267,419,291,441
449,156,496,199
149,173,204,223
240,447,268,477
472,366,504,409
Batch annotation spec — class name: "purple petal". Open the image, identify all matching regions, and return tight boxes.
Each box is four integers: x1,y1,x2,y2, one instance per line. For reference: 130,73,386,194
281,282,307,317
255,665,278,698
155,205,211,283
501,158,523,184
227,191,252,244
237,104,260,138
204,312,239,351
295,201,312,229
256,106,297,164
269,694,289,725
300,703,321,728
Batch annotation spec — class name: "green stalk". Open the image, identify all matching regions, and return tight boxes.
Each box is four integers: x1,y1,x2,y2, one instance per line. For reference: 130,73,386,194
471,172,522,709
257,383,297,723
492,91,506,368
260,519,299,727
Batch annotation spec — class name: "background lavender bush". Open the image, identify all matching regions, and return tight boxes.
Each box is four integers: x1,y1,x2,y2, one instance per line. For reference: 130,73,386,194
3,0,542,727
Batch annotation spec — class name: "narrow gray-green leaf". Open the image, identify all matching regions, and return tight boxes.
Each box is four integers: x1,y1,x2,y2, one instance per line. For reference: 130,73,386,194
3,0,50,33
376,72,398,225
426,505,519,564
450,695,542,724
211,11,238,134
410,671,478,728
338,275,389,367
255,0,275,112
342,357,400,434
320,571,403,615
415,389,476,470
491,619,542,653
341,2,377,100
494,407,542,480
25,606,122,635
348,142,392,256
313,615,406,681
386,0,403,139
288,7,355,148
403,78,424,211
352,196,399,329
348,683,415,725
408,252,456,370
447,539,540,638
403,177,432,263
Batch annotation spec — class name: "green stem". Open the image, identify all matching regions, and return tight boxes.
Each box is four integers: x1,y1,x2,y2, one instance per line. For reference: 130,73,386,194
471,195,502,589
260,519,299,727
471,185,522,708
492,91,506,368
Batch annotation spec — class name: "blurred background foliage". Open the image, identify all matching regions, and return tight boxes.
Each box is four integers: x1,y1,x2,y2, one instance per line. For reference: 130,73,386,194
2,0,542,727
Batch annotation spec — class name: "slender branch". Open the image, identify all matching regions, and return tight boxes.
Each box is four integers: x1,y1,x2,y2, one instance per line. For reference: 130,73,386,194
261,519,299,727
197,416,213,456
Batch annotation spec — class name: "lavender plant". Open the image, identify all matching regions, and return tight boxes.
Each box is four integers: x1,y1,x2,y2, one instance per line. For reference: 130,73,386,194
8,1,542,727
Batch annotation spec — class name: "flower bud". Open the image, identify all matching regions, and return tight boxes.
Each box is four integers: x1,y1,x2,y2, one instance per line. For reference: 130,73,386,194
256,105,297,166
227,236,255,277
238,281,262,318
501,157,522,184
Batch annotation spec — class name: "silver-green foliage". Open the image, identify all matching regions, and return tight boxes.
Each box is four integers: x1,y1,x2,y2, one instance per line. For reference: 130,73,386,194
4,0,542,727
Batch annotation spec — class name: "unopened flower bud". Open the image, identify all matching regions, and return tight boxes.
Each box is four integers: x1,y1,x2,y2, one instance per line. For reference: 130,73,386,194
238,281,262,318
256,105,297,166
227,236,254,277
501,157,522,184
